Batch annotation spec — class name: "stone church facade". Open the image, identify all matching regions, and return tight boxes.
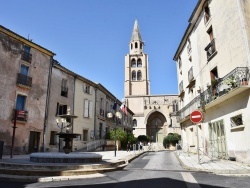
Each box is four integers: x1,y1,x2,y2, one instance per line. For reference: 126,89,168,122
124,20,180,143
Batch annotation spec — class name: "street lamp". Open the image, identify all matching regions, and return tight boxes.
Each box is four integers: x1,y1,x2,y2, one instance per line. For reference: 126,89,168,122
107,111,122,157
56,118,70,151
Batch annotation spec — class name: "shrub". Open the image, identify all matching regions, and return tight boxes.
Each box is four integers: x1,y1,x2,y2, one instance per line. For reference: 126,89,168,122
163,133,181,148
137,135,149,142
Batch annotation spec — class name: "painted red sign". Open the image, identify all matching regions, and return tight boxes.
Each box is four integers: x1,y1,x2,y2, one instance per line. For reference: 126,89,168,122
190,110,203,123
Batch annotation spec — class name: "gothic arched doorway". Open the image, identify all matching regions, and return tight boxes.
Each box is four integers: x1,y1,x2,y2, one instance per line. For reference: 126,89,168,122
146,111,166,143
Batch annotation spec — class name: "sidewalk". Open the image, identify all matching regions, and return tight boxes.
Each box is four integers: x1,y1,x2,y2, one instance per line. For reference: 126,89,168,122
174,151,250,175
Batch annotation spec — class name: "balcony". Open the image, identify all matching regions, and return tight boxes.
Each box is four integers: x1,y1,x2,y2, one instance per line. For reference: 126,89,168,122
13,109,28,122
205,39,216,61
177,67,250,123
21,51,32,63
61,86,68,97
17,73,32,88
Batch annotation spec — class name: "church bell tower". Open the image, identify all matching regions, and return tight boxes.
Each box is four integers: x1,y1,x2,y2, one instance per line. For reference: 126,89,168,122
124,20,150,97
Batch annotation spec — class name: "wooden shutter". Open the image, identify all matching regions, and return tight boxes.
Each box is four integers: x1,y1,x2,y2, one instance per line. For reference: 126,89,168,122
84,99,89,117
90,86,93,94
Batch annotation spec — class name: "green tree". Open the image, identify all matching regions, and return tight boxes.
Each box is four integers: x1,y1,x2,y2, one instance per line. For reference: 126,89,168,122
106,128,136,149
163,133,181,148
137,135,149,142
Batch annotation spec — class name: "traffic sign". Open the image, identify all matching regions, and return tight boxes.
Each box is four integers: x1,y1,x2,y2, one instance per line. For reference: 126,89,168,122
190,110,203,123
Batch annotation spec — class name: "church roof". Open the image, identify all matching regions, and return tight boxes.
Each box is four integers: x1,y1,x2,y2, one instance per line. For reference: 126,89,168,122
130,20,142,42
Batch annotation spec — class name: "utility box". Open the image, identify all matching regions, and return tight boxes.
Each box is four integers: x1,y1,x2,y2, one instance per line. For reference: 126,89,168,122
0,141,4,159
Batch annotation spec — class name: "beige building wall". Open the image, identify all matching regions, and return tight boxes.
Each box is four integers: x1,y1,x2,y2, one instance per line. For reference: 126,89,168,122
46,62,75,152
73,77,95,151
174,0,250,163
0,25,54,154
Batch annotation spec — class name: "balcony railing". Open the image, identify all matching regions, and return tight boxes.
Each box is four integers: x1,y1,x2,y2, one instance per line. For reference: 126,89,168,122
177,67,249,122
13,109,28,122
188,67,194,82
21,51,32,63
205,39,216,60
61,86,68,97
17,73,32,87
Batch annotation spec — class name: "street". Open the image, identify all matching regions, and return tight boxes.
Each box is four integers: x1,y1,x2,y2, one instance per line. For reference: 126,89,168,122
1,151,250,188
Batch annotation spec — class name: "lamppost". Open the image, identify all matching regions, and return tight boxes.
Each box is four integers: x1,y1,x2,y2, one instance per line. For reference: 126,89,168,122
107,111,122,157
56,118,70,151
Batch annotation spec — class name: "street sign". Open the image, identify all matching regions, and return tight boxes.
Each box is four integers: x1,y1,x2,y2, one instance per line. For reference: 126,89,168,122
190,110,203,123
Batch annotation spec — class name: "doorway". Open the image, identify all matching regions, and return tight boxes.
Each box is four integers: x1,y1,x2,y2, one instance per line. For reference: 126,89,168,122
209,120,227,159
28,131,40,153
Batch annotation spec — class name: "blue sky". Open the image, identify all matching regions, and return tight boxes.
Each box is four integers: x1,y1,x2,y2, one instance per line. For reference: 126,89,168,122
1,0,197,100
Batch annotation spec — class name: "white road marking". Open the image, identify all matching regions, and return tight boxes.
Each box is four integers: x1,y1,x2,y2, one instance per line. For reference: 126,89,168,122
181,172,201,188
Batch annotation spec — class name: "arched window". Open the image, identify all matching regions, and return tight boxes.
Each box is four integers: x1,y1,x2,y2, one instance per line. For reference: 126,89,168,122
137,70,142,80
131,59,136,67
140,42,142,49
135,42,138,49
133,119,137,127
132,71,136,80
137,59,142,67
131,43,133,50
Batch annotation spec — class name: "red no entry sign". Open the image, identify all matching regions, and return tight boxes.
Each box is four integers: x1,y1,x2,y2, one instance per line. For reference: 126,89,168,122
190,110,203,123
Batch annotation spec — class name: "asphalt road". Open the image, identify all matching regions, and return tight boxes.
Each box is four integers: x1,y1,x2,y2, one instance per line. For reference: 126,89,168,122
1,151,250,188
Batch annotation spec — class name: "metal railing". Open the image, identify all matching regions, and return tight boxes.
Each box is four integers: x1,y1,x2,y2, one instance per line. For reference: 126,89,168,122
21,51,32,63
17,73,32,87
205,39,216,60
177,67,249,122
13,109,28,121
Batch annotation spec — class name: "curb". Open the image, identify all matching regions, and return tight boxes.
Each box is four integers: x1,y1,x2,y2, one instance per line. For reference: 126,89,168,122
0,151,145,182
174,152,250,175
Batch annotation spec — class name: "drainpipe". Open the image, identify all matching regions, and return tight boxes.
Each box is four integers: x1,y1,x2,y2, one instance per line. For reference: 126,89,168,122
237,0,250,67
42,57,53,152
94,87,97,140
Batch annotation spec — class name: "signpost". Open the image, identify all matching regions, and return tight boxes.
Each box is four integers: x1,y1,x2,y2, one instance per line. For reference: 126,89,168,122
190,110,203,164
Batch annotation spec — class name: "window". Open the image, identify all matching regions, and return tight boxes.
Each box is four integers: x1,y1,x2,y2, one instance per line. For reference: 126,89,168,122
17,65,32,87
61,79,68,97
231,114,243,128
16,95,26,110
204,4,211,24
205,27,216,60
83,83,93,94
84,99,93,118
187,39,191,53
178,57,182,69
21,45,32,63
131,59,136,67
140,42,142,49
172,100,179,112
131,43,133,50
137,59,142,67
49,131,57,145
135,42,138,49
133,119,137,127
132,71,136,80
137,71,142,80
56,103,67,115
83,129,88,141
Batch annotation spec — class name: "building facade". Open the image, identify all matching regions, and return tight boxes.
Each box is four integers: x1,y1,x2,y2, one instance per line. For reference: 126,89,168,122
173,0,250,163
0,25,55,154
125,20,180,143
